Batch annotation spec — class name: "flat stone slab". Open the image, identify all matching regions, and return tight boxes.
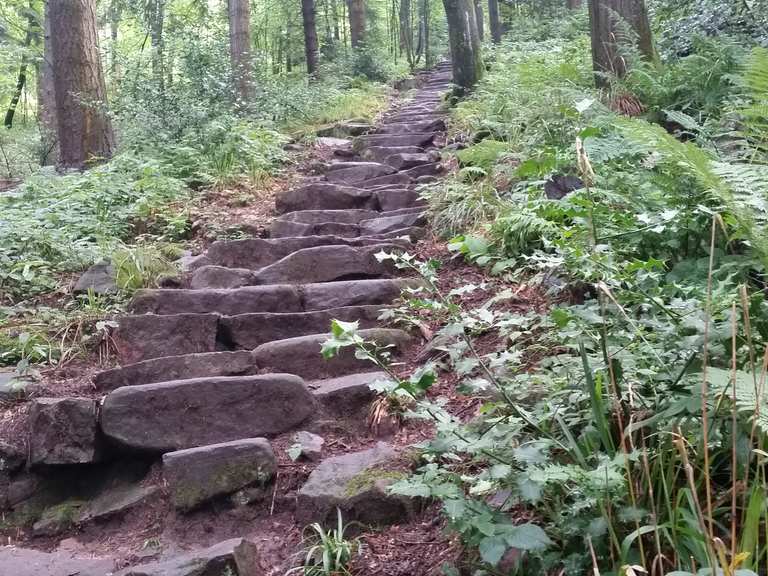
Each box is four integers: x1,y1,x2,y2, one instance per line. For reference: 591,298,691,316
302,278,419,310
375,188,425,211
94,351,258,390
360,211,427,236
252,329,410,379
277,209,381,225
79,482,159,523
189,266,256,289
315,136,352,148
163,438,276,511
297,442,415,526
253,244,396,285
276,183,377,213
220,305,386,350
353,132,438,152
115,538,257,576
202,235,402,270
130,285,303,315
129,278,411,316
311,372,388,417
29,398,101,466
362,145,425,162
384,152,438,170
115,313,219,364
325,162,397,184
357,172,413,189
0,546,115,576
375,119,445,135
101,374,314,452
317,121,372,138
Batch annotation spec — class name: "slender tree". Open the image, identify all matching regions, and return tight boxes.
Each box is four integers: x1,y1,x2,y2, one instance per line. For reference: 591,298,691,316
148,0,165,94
301,0,320,75
587,0,655,85
488,0,501,43
442,0,483,91
4,2,38,129
568,0,583,7
50,0,115,168
228,0,253,102
347,0,366,47
474,0,484,41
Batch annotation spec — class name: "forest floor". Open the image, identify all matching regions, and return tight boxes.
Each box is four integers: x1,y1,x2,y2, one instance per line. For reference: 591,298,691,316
0,68,553,576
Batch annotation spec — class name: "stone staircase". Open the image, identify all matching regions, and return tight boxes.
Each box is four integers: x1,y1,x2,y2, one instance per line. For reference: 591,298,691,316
1,62,453,574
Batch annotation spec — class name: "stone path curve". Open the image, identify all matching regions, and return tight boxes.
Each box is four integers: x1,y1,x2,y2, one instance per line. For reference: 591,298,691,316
4,62,453,575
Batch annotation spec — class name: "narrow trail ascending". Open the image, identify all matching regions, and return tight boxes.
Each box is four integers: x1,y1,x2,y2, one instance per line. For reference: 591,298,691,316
1,63,453,575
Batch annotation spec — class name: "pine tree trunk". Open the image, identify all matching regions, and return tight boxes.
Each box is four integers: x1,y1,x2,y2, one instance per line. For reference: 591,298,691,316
228,0,253,102
38,0,58,165
109,0,122,82
347,0,365,47
587,0,655,86
442,0,483,91
301,0,320,75
50,0,115,169
474,0,484,42
421,0,430,67
488,0,501,43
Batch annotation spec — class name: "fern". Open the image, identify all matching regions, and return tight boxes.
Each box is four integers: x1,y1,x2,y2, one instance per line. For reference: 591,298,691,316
706,367,768,434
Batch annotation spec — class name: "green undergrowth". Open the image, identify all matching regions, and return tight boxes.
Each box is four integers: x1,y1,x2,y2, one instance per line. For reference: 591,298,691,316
326,19,768,576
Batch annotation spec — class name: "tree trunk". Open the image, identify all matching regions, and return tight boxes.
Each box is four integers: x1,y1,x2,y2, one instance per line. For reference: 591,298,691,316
301,0,320,75
347,0,365,47
4,5,36,129
332,0,340,40
109,0,122,82
228,0,253,102
488,0,501,43
38,0,57,164
474,0,484,42
420,0,430,67
587,0,655,86
399,0,414,68
50,0,115,169
148,0,165,94
567,0,583,7
442,0,483,91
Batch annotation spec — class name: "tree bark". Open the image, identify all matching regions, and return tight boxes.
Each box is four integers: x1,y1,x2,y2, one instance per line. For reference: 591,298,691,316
442,0,483,91
38,0,57,164
420,0,430,67
301,0,320,75
488,0,501,43
347,0,365,47
567,0,583,7
399,0,414,68
228,0,253,102
474,0,484,42
587,0,655,85
50,0,115,169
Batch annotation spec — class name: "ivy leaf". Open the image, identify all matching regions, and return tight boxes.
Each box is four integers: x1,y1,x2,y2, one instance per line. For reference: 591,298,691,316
287,443,302,461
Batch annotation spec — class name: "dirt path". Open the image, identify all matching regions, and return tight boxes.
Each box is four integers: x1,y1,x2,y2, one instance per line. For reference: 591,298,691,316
0,63,460,576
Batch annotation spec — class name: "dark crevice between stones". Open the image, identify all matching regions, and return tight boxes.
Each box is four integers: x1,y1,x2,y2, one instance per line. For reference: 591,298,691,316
214,316,237,352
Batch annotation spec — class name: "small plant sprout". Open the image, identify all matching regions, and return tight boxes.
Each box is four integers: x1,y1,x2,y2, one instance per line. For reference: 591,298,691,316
287,509,361,576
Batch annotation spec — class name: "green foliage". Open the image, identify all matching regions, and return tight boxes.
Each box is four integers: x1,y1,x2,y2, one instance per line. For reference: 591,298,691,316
289,509,361,576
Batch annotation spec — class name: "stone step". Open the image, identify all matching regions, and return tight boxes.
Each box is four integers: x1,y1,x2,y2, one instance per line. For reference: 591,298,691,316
102,304,387,374
402,161,444,179
270,209,426,239
361,145,425,162
375,119,446,135
94,351,258,390
197,234,409,270
276,183,378,213
101,373,315,452
325,162,397,184
384,152,440,170
317,121,373,138
114,313,219,364
220,305,386,349
115,538,257,576
353,132,439,152
190,243,399,289
252,328,411,380
383,111,447,123
0,546,115,576
310,371,386,418
129,278,418,315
